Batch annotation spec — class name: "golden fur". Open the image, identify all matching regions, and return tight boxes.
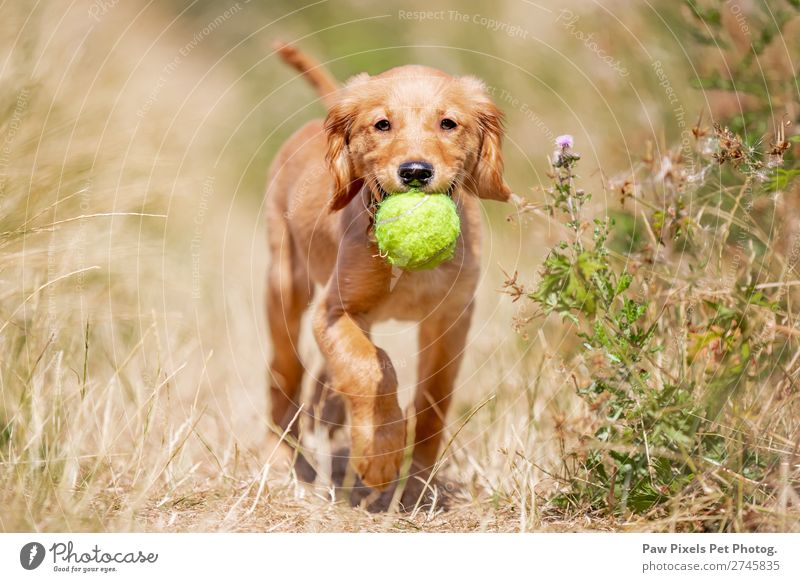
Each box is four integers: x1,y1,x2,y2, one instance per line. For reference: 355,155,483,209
266,42,512,497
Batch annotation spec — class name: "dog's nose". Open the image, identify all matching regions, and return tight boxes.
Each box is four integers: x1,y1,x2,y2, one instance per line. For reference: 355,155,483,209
398,161,434,186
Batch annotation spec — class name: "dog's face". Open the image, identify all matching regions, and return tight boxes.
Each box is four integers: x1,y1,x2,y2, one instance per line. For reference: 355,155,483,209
325,65,511,210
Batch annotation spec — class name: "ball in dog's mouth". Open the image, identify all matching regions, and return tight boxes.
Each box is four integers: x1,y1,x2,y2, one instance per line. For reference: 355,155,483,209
373,189,461,271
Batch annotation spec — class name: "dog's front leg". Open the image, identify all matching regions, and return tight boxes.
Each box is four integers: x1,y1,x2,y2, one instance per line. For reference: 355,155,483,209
412,301,474,476
312,238,405,490
313,306,405,489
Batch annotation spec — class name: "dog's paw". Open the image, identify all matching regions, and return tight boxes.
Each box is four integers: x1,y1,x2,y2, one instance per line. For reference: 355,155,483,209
350,404,406,490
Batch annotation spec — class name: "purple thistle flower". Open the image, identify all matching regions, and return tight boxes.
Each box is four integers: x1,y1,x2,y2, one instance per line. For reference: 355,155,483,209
555,134,574,149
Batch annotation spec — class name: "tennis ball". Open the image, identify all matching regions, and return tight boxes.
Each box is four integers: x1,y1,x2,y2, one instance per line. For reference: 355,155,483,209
374,190,461,270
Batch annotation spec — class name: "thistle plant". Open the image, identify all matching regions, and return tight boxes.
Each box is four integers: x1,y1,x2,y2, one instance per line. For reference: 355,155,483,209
512,115,799,526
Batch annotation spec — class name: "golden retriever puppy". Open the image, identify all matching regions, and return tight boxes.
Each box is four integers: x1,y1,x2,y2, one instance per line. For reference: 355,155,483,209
266,42,512,503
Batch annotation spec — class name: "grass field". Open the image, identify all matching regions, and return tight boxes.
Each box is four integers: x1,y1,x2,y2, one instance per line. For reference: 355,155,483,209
1,0,798,532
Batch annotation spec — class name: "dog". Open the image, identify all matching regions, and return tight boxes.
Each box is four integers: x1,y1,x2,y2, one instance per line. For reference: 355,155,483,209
266,41,513,504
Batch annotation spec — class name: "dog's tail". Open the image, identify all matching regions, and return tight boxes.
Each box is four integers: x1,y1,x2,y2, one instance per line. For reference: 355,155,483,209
273,40,338,109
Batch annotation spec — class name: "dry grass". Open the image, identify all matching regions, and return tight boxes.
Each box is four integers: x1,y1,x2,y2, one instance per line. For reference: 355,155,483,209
0,0,584,534
1,0,798,532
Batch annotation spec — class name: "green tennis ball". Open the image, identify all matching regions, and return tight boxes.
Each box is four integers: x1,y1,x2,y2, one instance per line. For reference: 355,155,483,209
374,190,461,270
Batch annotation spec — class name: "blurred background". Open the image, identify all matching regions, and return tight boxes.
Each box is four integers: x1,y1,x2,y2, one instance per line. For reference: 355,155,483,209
0,0,796,530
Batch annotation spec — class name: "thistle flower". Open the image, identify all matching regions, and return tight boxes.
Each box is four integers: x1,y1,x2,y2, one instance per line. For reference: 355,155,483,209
552,134,580,168
555,134,574,149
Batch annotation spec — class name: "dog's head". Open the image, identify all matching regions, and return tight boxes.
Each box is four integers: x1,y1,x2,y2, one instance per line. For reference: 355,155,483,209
324,65,512,211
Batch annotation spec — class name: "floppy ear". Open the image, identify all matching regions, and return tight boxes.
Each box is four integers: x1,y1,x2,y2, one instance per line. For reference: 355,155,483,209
324,99,360,211
464,78,513,202
324,75,371,211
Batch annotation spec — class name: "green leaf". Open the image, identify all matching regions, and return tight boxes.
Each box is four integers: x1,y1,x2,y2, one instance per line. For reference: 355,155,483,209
765,168,800,192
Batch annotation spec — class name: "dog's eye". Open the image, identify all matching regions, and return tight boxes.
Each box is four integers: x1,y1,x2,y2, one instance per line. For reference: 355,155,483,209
440,118,457,130
374,119,391,131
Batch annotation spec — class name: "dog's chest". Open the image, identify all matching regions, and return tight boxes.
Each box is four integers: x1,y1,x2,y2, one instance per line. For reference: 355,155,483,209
369,265,474,323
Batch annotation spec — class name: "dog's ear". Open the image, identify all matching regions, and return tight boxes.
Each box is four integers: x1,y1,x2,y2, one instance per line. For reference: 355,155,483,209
324,75,369,211
324,99,357,211
462,77,512,202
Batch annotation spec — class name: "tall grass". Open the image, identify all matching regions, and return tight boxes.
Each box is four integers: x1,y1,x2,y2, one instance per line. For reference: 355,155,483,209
502,1,800,531
0,0,797,532
0,1,270,531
